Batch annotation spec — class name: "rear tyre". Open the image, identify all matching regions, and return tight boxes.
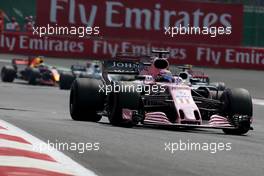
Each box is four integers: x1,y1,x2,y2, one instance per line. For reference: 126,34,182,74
1,66,16,82
220,88,252,135
107,82,143,127
59,72,75,90
70,78,105,122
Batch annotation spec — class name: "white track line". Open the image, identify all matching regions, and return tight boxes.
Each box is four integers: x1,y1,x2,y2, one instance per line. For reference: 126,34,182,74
0,59,10,63
0,139,34,151
0,119,97,176
0,156,75,175
253,99,264,106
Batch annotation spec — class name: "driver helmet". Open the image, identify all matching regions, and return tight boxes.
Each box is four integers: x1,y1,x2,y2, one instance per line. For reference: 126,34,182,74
30,56,44,67
156,69,174,82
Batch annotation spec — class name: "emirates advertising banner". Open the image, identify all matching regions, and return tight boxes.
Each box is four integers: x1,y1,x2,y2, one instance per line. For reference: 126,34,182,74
36,0,243,45
1,32,264,70
1,0,264,70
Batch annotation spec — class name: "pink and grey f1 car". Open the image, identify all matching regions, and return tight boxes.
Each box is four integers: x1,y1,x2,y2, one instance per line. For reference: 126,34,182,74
69,51,253,135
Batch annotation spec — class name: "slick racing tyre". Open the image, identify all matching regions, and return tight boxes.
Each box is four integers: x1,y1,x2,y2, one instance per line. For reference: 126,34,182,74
107,82,143,127
70,78,105,122
59,72,75,90
1,66,16,82
28,68,41,85
220,88,252,135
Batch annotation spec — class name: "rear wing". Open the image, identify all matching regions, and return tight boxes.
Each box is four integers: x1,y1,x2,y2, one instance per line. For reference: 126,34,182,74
115,52,151,61
12,58,29,65
102,50,172,76
102,52,152,75
103,60,141,75
152,50,170,58
188,70,209,78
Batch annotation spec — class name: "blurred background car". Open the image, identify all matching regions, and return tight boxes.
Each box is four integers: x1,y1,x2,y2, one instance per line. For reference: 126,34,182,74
59,61,101,90
1,56,60,86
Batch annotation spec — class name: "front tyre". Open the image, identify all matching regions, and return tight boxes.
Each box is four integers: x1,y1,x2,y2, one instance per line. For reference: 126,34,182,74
107,83,143,127
70,78,105,122
220,88,252,135
1,66,16,82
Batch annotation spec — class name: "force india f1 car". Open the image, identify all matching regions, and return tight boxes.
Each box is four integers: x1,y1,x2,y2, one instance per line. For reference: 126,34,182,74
1,56,60,86
70,51,253,135
59,62,101,90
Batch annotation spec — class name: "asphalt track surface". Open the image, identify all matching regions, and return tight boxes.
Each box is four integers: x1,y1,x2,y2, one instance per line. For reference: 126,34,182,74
0,54,263,176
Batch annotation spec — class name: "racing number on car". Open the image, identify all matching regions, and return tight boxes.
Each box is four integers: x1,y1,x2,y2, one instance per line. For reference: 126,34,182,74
175,90,191,104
